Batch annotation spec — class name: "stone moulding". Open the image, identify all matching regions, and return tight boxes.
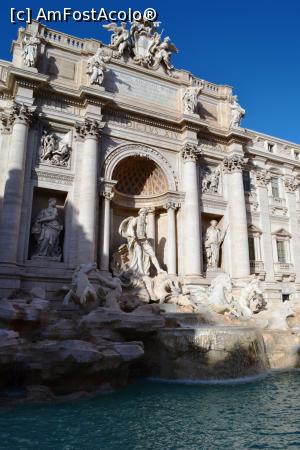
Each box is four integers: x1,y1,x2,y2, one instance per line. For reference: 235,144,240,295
32,168,74,186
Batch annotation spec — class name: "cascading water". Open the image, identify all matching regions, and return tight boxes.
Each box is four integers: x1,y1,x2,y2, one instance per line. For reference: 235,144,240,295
148,325,269,380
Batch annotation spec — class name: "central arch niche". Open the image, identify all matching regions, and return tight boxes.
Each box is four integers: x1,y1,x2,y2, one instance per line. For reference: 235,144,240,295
112,156,168,197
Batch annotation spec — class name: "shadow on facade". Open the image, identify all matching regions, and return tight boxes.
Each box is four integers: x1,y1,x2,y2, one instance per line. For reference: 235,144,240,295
0,168,102,297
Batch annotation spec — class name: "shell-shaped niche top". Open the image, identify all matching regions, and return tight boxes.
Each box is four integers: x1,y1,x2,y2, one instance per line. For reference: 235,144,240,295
113,156,168,197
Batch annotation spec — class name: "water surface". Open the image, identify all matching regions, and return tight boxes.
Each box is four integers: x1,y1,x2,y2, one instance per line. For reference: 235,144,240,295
0,371,299,450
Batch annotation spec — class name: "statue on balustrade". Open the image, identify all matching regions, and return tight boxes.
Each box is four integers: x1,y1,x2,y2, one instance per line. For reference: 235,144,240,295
204,220,227,270
183,85,202,114
31,198,63,260
86,44,111,86
229,95,245,129
22,34,40,67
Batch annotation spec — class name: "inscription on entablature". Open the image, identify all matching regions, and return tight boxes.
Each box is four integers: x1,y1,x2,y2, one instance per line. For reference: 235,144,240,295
37,98,81,116
104,69,178,109
106,114,180,140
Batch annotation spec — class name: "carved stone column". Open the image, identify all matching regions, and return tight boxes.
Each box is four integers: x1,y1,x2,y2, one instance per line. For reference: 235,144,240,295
100,189,114,271
222,152,250,278
181,143,202,277
164,202,178,275
147,207,156,247
255,170,275,281
76,119,104,264
284,176,300,283
0,103,33,264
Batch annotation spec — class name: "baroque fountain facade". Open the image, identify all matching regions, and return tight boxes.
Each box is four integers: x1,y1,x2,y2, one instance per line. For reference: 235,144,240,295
0,20,299,398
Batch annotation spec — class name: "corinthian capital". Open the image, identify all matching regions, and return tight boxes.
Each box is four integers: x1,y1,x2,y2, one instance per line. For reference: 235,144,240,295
9,102,34,125
284,177,299,193
181,143,201,162
75,118,105,139
222,154,248,173
255,169,271,187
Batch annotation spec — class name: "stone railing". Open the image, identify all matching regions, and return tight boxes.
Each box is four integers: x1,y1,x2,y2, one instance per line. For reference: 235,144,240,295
274,262,295,281
274,262,294,273
269,197,286,207
43,29,84,50
250,261,264,272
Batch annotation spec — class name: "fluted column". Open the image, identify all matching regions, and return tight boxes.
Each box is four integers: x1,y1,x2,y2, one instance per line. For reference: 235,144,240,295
284,177,300,282
181,143,202,277
256,170,275,281
100,190,114,271
164,202,178,275
223,153,250,278
0,103,33,264
76,119,104,264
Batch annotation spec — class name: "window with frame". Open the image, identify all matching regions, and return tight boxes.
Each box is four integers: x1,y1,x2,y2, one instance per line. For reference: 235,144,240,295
268,143,274,153
276,240,286,263
271,177,280,199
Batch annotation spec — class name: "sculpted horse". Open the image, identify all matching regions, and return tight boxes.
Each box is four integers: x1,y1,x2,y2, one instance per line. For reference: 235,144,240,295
206,273,233,313
63,262,98,306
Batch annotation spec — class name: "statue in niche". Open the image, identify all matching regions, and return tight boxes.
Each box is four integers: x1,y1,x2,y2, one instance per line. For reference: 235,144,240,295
229,95,245,128
21,34,40,67
202,166,221,194
40,131,72,167
31,198,63,260
86,45,111,86
204,220,227,270
182,86,203,114
114,208,164,278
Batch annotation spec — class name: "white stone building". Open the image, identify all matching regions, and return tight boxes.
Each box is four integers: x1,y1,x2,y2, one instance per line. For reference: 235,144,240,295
0,20,299,304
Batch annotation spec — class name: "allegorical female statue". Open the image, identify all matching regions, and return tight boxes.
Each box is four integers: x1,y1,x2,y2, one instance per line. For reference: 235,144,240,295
204,220,227,270
31,198,63,260
22,35,40,67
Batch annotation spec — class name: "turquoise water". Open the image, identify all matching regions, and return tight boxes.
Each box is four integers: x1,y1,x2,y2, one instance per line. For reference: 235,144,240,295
0,371,299,450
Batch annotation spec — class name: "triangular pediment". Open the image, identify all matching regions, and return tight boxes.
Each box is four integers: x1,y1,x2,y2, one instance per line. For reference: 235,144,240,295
272,228,292,238
248,224,262,234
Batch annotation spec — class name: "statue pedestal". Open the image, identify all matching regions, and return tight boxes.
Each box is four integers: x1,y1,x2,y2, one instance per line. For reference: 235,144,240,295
205,268,224,282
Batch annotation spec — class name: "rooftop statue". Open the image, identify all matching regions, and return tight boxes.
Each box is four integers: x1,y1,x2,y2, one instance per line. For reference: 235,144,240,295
229,95,245,129
86,44,111,86
183,85,203,114
103,20,178,75
21,34,40,68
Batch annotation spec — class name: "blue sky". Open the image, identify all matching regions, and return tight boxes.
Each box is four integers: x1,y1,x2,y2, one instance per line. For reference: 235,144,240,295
1,0,300,143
